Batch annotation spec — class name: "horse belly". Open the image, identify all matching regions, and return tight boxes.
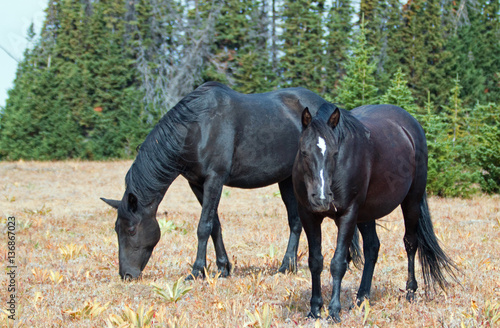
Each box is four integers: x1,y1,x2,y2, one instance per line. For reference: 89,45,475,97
360,141,416,220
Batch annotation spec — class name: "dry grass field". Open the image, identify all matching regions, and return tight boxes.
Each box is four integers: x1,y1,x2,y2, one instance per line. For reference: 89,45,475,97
1,161,499,327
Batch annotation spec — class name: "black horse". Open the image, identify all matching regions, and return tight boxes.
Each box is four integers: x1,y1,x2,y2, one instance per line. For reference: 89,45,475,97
101,82,329,280
292,103,458,322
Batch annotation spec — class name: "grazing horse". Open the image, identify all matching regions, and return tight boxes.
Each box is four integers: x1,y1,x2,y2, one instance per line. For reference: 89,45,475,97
101,82,329,280
292,103,458,322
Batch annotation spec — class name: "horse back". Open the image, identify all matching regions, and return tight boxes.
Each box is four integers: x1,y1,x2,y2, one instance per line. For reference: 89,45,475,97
181,83,327,188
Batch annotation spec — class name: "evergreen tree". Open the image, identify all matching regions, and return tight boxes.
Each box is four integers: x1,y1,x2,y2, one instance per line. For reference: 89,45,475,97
336,19,379,109
199,0,275,93
374,0,404,92
478,0,500,104
421,92,455,196
0,0,147,159
401,0,450,107
425,78,480,197
474,103,500,193
324,0,354,97
380,67,417,115
232,0,276,93
279,0,325,93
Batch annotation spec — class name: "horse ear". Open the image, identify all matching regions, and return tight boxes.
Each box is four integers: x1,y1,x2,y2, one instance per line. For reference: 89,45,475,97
328,107,340,128
101,197,121,209
128,193,138,213
302,107,312,128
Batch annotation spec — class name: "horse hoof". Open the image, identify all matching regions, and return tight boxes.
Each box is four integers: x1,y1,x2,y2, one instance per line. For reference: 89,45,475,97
185,270,204,281
406,291,415,303
278,262,297,274
351,296,369,309
307,311,321,319
217,262,232,278
327,313,342,323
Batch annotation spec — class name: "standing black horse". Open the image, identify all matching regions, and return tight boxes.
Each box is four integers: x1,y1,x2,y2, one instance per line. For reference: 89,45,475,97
292,103,458,322
101,82,329,280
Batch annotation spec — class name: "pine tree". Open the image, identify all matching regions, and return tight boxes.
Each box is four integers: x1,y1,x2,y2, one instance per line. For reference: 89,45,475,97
336,18,379,109
0,0,147,159
200,0,274,91
401,0,450,107
478,0,500,103
324,0,354,97
380,68,417,115
375,0,404,91
232,0,276,93
279,0,326,93
426,78,481,196
474,103,500,193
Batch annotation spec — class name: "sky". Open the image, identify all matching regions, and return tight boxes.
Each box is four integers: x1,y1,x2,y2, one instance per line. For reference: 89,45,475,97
0,0,48,109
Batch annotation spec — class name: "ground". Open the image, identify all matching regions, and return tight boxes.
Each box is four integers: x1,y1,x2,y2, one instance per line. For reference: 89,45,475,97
0,161,499,327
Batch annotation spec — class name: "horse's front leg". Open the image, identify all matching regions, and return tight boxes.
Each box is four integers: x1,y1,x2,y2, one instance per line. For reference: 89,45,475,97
328,208,359,323
355,220,380,305
277,177,302,273
188,175,225,280
189,182,231,278
299,206,324,318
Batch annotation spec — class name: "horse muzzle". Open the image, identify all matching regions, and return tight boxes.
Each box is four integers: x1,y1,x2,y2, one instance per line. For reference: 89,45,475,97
308,193,334,213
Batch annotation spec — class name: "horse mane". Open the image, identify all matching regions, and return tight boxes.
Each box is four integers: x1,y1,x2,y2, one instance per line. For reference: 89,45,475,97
125,82,229,205
311,103,367,144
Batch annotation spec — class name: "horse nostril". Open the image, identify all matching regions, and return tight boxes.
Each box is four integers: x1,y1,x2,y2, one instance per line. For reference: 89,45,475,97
123,273,133,281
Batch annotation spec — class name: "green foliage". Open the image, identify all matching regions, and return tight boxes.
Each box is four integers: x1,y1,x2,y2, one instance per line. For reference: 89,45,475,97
423,79,482,197
400,0,451,107
280,0,325,93
324,0,354,97
336,17,379,109
474,103,500,193
380,68,417,114
152,278,192,303
0,0,148,160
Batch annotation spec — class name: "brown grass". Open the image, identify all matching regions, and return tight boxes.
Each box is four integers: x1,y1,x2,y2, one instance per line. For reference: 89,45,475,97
1,161,499,327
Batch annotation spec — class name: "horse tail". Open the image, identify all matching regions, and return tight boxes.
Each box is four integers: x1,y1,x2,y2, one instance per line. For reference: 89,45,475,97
349,226,364,270
417,193,459,291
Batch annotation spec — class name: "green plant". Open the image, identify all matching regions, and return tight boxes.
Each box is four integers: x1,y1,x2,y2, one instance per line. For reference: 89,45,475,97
59,243,84,261
157,219,186,236
244,303,274,328
152,277,193,303
63,300,110,320
106,305,154,328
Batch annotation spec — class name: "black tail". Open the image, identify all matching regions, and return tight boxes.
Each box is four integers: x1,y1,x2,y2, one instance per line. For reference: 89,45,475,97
349,226,364,270
417,193,459,291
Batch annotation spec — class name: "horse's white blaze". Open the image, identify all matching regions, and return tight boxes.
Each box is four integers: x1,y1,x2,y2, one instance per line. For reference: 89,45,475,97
317,137,326,156
317,137,327,200
319,169,326,200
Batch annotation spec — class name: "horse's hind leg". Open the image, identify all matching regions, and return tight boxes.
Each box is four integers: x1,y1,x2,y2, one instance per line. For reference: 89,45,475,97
277,177,302,273
355,220,380,305
401,195,421,301
188,178,229,279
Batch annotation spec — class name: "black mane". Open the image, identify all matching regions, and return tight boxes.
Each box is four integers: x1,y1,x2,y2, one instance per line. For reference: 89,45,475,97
125,82,228,205
312,103,367,143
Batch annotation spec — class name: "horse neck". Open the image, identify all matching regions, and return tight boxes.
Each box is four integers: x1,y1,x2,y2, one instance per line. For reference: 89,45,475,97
126,153,181,207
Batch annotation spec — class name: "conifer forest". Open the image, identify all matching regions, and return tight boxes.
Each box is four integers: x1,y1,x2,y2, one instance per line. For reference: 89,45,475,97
0,0,499,197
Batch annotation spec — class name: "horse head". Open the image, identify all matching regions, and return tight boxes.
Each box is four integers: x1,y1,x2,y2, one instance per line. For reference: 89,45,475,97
101,191,161,280
293,104,340,213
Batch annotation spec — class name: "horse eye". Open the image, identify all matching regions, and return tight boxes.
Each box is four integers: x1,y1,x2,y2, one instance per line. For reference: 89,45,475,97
127,226,137,236
301,150,308,158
